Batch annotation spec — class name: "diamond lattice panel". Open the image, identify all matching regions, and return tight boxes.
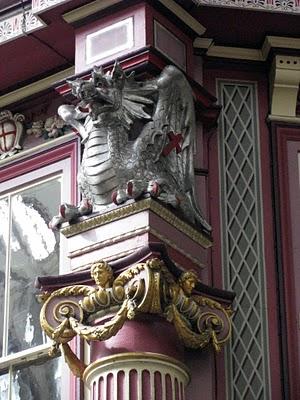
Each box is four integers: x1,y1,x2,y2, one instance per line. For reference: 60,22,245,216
218,82,270,400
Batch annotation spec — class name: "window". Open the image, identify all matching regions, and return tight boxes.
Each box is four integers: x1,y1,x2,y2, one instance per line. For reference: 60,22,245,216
0,137,79,399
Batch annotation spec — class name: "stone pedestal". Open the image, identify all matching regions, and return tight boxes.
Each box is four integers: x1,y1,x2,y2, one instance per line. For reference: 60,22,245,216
60,198,212,274
37,201,234,400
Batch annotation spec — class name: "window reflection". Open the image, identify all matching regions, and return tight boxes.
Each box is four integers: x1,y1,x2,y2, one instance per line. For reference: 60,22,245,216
0,197,8,357
4,177,61,355
12,357,61,400
0,372,9,400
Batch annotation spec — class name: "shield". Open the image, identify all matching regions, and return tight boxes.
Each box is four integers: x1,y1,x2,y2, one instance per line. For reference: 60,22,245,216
0,120,17,153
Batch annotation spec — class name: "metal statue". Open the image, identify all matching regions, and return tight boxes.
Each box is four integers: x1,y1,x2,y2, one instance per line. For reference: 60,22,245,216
52,62,211,232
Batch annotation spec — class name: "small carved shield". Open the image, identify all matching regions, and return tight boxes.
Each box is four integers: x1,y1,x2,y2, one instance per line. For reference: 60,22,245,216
0,120,17,153
0,111,25,159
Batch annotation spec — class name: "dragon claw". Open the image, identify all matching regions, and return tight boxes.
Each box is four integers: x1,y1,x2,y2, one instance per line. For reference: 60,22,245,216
147,181,161,197
112,190,128,205
49,200,93,230
60,204,66,219
127,181,133,197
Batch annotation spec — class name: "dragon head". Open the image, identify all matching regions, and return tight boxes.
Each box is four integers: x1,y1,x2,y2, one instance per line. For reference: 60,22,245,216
67,61,157,125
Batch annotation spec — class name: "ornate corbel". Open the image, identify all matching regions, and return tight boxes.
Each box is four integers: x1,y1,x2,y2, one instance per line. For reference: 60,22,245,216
39,258,233,378
270,55,300,119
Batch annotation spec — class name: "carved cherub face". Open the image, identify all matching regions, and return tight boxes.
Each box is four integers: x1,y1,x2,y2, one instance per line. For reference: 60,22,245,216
179,271,198,296
91,261,113,288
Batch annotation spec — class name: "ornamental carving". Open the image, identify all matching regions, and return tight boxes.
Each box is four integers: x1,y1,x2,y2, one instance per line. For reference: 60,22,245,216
0,110,25,159
51,63,211,233
40,258,232,378
0,10,44,45
193,0,300,13
26,114,70,139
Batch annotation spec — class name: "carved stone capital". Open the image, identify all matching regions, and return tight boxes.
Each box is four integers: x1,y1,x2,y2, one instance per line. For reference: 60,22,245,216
39,257,233,378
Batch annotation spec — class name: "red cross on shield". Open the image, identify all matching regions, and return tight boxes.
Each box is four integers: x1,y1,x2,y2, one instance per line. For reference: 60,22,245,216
0,121,17,153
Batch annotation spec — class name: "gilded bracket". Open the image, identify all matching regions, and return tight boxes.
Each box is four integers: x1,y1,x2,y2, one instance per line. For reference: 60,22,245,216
39,258,233,377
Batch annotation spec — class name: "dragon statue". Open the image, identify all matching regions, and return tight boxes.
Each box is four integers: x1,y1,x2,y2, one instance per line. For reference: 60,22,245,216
50,62,211,233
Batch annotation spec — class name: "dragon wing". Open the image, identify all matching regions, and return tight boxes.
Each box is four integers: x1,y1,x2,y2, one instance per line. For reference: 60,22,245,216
155,65,195,193
135,65,211,231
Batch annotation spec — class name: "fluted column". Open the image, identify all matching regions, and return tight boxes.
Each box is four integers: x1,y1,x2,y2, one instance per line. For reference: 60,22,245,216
84,353,189,400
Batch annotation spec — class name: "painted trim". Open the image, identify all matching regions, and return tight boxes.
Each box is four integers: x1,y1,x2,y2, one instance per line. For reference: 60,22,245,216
62,0,122,23
262,36,300,58
32,0,71,14
217,79,271,400
0,132,77,168
62,0,206,36
270,55,300,117
192,0,300,14
203,67,282,400
0,134,79,205
60,198,213,248
273,125,300,400
268,115,300,123
0,7,45,45
208,45,263,61
194,35,300,62
0,67,75,108
157,0,205,36
0,343,55,371
66,224,206,270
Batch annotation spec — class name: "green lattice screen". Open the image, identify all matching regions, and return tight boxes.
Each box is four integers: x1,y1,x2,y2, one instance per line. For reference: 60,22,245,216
218,82,270,400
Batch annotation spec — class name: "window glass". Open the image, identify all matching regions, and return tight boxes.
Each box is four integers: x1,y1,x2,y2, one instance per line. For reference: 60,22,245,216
0,197,8,357
7,178,61,355
12,357,61,400
0,371,9,400
0,140,78,400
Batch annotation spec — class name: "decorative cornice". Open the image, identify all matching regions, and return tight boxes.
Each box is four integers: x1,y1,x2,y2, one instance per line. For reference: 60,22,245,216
68,226,150,259
157,0,206,36
149,227,206,269
32,0,71,14
207,45,264,61
192,0,300,14
62,0,206,36
61,198,213,248
0,67,74,108
194,35,300,62
0,7,45,45
66,220,207,270
62,0,122,23
267,115,300,124
262,36,300,59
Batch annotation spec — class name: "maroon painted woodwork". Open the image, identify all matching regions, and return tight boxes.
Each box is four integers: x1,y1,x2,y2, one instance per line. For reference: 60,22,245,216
89,315,184,363
73,2,194,76
36,242,235,307
0,136,79,204
272,124,300,400
203,66,283,400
